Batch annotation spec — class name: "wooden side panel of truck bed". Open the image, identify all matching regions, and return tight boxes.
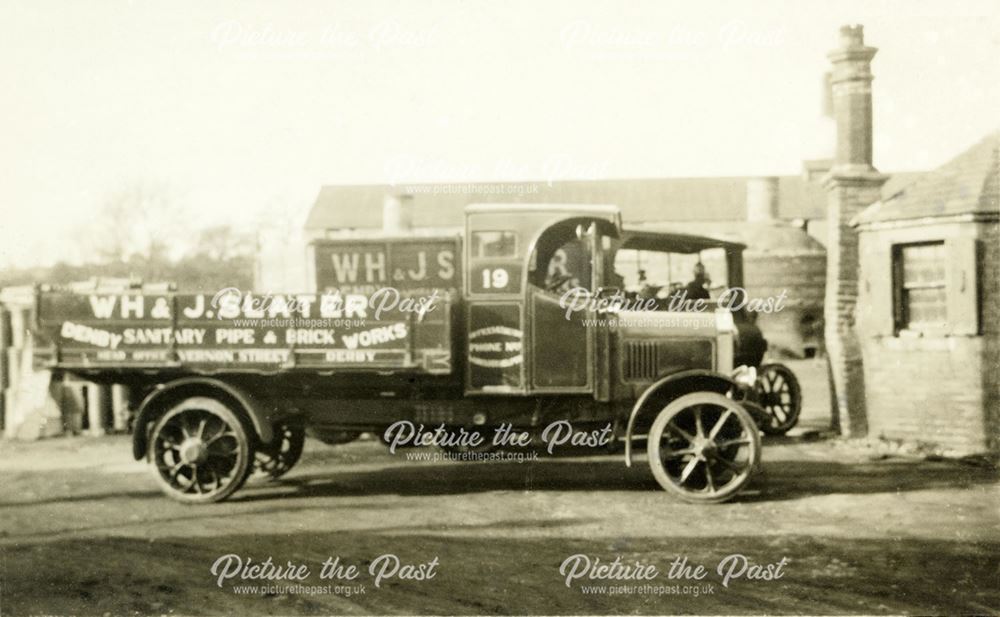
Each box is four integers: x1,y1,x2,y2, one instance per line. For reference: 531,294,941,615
33,289,453,375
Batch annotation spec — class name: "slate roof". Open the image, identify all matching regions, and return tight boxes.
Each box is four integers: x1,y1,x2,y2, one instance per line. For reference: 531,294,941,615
856,132,1000,225
305,174,921,232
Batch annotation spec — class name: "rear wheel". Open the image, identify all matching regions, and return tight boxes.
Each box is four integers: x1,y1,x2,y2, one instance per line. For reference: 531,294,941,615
755,363,802,435
149,397,253,504
647,392,760,504
254,423,306,479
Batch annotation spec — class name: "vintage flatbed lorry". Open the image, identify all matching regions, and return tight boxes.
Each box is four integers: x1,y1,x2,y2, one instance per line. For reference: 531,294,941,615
29,203,801,504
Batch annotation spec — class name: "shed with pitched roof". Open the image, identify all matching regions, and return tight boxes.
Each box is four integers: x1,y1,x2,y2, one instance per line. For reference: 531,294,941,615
853,132,1000,454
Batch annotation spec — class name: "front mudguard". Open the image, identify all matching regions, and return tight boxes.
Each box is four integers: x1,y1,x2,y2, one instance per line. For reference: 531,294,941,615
623,369,740,466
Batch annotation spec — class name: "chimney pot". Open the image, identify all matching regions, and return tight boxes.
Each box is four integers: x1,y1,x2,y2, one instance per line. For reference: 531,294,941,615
839,24,865,47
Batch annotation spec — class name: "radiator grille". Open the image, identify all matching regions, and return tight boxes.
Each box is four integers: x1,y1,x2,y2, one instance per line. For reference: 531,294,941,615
622,338,715,381
624,340,659,381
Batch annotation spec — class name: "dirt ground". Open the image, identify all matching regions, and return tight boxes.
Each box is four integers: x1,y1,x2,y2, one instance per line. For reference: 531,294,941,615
1,360,998,616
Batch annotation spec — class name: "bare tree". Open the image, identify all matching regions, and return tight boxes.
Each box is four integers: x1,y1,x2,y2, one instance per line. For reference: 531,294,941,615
192,225,256,262
89,180,184,264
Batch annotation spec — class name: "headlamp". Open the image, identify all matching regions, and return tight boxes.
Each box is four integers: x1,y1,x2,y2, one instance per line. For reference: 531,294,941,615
732,365,758,389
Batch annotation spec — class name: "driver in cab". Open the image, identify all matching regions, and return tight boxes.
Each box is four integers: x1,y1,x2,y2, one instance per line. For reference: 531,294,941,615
544,248,582,295
667,262,711,311
684,262,711,302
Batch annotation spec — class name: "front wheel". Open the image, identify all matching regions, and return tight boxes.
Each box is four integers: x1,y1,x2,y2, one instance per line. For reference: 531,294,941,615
647,392,761,504
149,397,253,504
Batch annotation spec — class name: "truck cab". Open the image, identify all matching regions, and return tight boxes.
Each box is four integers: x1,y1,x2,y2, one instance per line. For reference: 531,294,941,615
456,204,767,502
462,203,763,401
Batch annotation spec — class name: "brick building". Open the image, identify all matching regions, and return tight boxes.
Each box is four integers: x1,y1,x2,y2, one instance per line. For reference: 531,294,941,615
817,24,999,454
853,132,1000,454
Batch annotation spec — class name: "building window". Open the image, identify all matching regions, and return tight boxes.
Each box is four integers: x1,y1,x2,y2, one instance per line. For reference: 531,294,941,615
893,241,947,332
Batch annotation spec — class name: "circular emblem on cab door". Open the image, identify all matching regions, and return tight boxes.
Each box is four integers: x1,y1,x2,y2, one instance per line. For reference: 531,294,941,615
468,326,523,368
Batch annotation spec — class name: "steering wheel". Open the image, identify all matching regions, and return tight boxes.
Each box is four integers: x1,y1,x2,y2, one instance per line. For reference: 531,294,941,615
546,273,574,293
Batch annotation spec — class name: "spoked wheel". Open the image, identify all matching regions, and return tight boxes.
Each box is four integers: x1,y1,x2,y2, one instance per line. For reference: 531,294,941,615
647,392,761,504
150,397,252,504
755,363,802,435
254,423,306,479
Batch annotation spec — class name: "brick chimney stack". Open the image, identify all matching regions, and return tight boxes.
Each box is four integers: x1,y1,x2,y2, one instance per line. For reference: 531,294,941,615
830,25,878,171
823,24,888,436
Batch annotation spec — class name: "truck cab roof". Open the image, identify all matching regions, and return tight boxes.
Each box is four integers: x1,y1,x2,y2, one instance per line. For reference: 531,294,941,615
620,226,746,253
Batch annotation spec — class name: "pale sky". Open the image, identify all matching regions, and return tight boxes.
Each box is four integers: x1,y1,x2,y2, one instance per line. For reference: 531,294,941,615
1,0,998,268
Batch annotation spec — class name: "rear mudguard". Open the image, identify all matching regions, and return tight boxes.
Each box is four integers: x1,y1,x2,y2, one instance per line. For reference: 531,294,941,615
132,377,274,460
623,369,740,466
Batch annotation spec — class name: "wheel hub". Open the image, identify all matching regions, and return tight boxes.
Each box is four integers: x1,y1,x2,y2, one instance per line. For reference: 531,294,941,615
693,437,717,459
179,438,208,464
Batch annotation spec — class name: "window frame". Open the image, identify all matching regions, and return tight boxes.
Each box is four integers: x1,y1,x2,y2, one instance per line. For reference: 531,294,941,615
892,240,948,335
470,230,518,259
611,246,730,298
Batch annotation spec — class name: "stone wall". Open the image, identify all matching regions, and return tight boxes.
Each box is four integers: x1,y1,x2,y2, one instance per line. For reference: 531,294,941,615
979,220,999,452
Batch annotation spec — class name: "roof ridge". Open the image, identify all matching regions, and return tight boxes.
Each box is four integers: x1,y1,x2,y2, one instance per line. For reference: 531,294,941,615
858,130,999,224
886,132,998,201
